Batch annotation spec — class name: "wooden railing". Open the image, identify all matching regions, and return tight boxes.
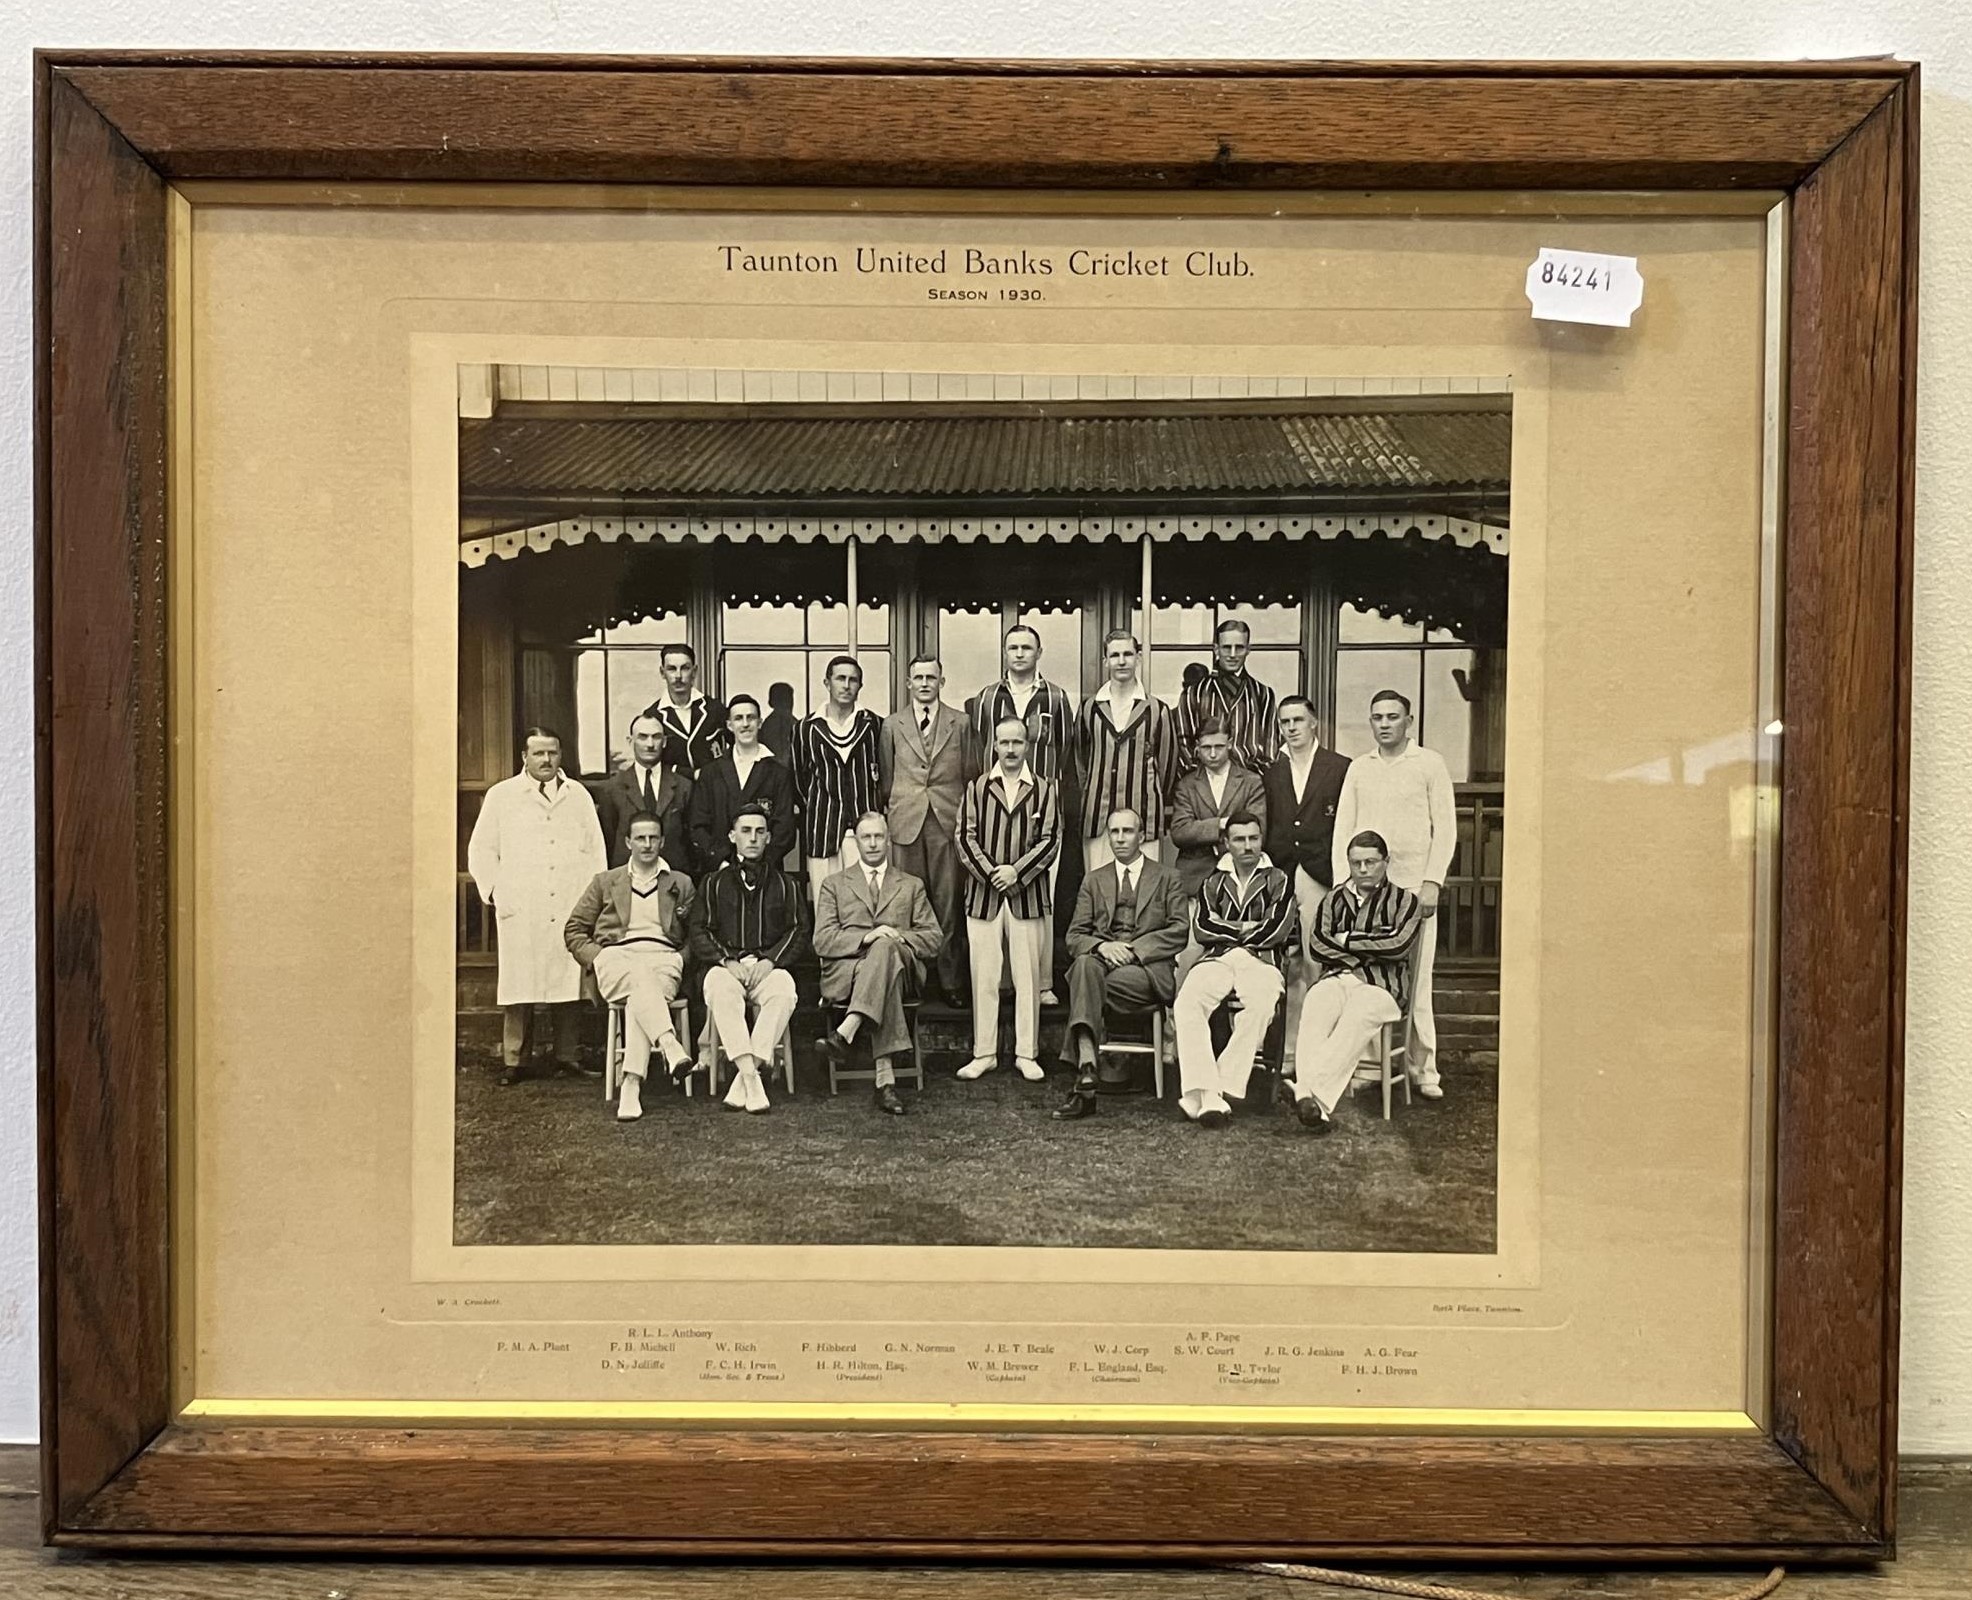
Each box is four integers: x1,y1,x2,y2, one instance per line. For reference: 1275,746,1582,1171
1440,782,1504,963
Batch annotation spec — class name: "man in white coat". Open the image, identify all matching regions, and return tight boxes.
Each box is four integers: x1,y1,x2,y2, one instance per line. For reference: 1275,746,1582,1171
1329,690,1457,1097
467,727,607,1085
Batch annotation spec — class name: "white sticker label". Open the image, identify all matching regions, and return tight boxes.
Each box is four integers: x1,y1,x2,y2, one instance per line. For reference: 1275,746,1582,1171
1525,248,1644,328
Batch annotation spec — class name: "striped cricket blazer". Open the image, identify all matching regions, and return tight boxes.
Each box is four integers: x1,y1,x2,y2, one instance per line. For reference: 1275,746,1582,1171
966,677,1076,786
790,708,884,859
1175,669,1280,776
1192,851,1298,967
1306,878,1425,1011
1075,687,1180,841
956,767,1061,922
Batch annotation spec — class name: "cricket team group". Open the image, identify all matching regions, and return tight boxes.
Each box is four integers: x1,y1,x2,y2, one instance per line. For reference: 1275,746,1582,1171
465,619,1457,1133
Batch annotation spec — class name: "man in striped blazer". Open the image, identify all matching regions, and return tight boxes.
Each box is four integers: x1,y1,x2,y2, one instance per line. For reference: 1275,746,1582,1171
1075,629,1179,873
792,655,886,900
955,718,1061,1082
1174,618,1281,775
1170,813,1296,1127
966,623,1077,1002
1292,829,1424,1134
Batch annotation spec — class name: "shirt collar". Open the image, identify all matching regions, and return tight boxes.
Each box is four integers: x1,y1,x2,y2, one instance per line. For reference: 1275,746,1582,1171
1094,679,1146,709
531,768,565,794
1216,850,1276,876
665,695,704,717
1371,741,1419,763
992,761,1035,792
631,856,672,879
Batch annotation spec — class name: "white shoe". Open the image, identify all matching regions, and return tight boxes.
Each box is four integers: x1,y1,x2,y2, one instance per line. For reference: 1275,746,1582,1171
1415,1077,1444,1101
616,1075,644,1121
1039,990,1060,1007
956,1057,998,1081
743,1072,772,1113
1014,1057,1045,1082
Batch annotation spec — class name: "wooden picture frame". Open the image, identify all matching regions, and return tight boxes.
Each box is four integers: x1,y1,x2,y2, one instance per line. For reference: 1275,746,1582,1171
35,53,1915,1559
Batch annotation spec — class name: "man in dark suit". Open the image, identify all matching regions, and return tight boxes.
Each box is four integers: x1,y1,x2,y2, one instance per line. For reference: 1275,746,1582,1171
595,713,695,873
1262,694,1355,1069
690,693,798,871
1052,807,1190,1120
880,654,975,1003
812,812,944,1115
1167,717,1269,898
640,643,728,778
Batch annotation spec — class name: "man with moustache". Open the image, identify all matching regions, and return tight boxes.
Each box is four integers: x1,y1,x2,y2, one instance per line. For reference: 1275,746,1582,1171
595,712,696,873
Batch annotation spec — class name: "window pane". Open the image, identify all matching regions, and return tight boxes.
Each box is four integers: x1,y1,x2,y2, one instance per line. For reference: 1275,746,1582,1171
938,608,1003,710
573,649,608,775
724,649,809,718
606,613,688,645
1017,609,1084,708
808,600,849,645
1422,648,1475,782
605,651,668,772
1340,603,1423,644
1148,651,1210,706
857,603,890,646
1427,624,1465,644
1246,648,1304,708
725,603,804,645
1334,650,1422,759
1234,603,1302,646
1154,603,1213,644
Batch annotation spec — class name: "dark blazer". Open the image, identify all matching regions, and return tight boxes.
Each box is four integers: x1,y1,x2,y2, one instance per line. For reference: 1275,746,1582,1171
1167,763,1268,897
594,763,695,872
689,748,798,869
643,693,730,778
1262,746,1353,889
811,864,943,1006
563,863,695,969
879,702,974,845
1064,855,1190,1004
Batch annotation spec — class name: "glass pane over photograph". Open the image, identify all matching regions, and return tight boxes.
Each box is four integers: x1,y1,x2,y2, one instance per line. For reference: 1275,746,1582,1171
177,194,1780,1428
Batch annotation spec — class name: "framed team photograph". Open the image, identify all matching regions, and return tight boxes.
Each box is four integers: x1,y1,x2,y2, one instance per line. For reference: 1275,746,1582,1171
38,54,1913,1562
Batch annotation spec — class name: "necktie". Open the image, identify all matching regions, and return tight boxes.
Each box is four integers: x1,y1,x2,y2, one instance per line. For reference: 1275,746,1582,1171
640,768,654,809
919,707,931,738
1117,864,1137,908
867,870,881,900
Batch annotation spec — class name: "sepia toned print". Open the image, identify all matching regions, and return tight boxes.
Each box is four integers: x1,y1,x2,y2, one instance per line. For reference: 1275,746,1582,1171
454,381,1510,1253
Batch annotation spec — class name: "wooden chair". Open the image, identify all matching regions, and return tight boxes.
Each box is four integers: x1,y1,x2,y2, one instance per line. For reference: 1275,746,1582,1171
602,996,693,1103
1348,941,1428,1121
1096,1006,1168,1098
825,995,926,1095
706,1023,798,1098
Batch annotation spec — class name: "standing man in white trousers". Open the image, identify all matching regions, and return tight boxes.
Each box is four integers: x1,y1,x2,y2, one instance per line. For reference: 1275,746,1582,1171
1330,689,1458,1098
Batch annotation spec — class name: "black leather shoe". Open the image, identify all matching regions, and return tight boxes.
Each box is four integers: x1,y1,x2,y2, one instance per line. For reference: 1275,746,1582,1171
499,1061,547,1086
873,1083,906,1116
1295,1096,1335,1135
665,1054,696,1088
1052,1079,1099,1120
1197,1107,1231,1130
816,1032,852,1068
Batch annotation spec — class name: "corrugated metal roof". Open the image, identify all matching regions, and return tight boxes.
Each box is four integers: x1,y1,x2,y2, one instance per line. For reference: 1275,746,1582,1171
459,407,1510,507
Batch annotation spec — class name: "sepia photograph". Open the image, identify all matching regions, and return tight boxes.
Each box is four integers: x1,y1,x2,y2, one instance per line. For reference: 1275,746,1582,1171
452,370,1510,1254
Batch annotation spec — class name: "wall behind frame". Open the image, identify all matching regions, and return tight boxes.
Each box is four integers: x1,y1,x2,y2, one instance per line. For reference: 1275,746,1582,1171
2,2,1967,1454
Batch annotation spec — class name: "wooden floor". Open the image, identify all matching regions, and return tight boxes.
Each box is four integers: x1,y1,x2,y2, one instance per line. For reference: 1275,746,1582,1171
4,1448,1969,1597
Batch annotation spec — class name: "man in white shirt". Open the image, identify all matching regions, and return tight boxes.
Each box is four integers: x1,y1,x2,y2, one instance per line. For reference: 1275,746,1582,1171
1330,689,1458,1097
1261,695,1354,1070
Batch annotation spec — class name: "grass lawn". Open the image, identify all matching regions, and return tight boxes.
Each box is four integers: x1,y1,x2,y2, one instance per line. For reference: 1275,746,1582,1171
453,1032,1498,1253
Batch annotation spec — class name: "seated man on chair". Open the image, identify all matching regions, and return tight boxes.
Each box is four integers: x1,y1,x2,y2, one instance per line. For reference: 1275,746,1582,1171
1170,812,1295,1129
687,803,810,1115
812,811,944,1116
1290,829,1424,1134
563,811,695,1123
1053,806,1190,1121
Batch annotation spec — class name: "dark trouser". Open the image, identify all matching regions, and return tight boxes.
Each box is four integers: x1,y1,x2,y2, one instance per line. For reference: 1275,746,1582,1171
1060,954,1162,1068
502,1002,581,1067
890,813,965,995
